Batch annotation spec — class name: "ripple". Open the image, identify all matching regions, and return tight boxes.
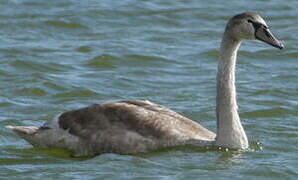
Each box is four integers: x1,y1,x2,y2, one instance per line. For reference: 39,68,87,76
44,20,88,29
0,69,8,76
0,48,23,54
249,100,285,106
15,87,47,96
53,89,101,98
76,46,92,53
285,52,298,58
277,75,298,80
87,54,118,68
241,107,294,118
201,49,219,59
10,60,64,73
251,89,286,96
43,82,67,91
30,48,62,53
125,54,171,63
0,102,12,108
249,141,263,151
240,50,285,60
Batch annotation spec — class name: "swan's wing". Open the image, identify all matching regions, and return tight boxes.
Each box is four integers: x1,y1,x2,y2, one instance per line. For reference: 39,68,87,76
53,100,215,141
7,100,215,156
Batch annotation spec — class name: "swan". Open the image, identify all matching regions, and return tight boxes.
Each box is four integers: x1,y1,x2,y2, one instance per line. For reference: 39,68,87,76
5,12,284,157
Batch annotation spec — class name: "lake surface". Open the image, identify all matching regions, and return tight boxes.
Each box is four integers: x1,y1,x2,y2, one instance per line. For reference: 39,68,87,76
0,0,297,179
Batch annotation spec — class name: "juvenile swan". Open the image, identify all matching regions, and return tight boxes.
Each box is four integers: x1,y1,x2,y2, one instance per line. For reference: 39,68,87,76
6,12,284,157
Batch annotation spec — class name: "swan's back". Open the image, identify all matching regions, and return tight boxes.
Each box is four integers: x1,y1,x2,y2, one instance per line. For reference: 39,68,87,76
7,100,215,156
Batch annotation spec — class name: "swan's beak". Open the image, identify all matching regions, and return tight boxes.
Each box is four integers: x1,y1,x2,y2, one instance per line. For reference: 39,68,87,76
255,26,284,49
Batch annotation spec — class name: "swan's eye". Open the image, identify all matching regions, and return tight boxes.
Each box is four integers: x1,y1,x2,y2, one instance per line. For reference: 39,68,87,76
247,19,253,23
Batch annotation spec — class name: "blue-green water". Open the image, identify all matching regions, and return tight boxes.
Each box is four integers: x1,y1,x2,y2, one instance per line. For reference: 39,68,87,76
0,0,297,179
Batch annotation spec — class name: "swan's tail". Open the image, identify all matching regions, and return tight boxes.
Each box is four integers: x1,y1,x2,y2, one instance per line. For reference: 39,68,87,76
5,125,46,147
5,125,39,136
5,125,85,156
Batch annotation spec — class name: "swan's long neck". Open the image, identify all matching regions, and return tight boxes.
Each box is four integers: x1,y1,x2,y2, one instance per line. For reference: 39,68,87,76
215,31,249,149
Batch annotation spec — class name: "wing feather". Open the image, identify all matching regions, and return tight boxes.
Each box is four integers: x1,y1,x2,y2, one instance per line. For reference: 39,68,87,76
56,100,215,141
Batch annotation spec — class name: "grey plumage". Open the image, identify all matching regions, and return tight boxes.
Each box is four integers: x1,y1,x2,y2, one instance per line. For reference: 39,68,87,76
7,100,215,157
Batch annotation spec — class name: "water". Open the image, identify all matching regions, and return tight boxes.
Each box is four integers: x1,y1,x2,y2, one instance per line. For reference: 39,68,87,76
0,0,297,179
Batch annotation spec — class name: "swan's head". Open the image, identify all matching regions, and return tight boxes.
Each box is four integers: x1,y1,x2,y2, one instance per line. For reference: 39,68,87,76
226,12,284,49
